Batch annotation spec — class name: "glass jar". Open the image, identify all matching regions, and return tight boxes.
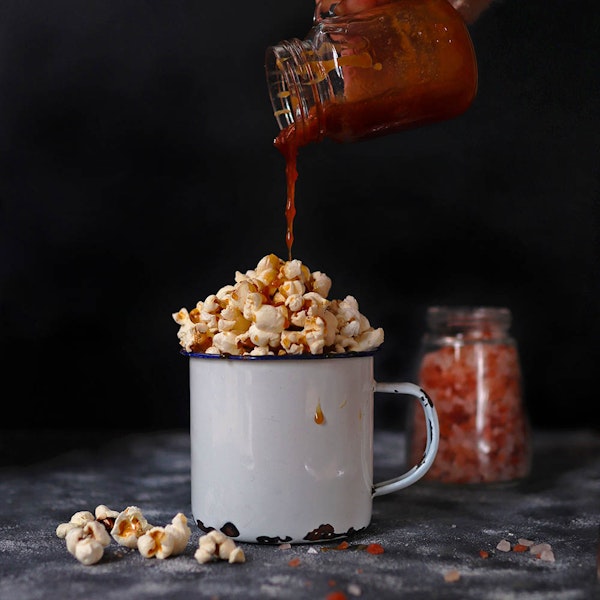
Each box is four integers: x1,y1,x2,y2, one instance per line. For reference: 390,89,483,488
408,306,532,485
265,0,478,147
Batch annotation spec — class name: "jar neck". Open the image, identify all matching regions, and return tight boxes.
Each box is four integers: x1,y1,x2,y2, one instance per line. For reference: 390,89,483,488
425,306,513,343
265,38,335,146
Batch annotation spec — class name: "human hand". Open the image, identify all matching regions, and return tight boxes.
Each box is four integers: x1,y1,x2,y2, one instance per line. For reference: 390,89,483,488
315,0,493,24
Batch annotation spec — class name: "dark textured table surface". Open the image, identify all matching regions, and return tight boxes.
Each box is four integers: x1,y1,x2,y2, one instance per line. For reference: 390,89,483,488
1,428,599,600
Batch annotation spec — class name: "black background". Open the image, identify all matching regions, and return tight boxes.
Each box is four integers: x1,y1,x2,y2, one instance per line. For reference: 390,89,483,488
1,0,598,432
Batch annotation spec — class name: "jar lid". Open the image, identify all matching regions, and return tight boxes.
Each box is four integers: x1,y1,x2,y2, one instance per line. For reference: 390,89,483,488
425,306,512,337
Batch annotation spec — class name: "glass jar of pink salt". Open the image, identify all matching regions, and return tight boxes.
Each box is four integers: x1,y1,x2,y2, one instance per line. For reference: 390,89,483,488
408,306,532,485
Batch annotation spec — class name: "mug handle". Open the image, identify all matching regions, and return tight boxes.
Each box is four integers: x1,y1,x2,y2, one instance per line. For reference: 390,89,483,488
372,382,440,497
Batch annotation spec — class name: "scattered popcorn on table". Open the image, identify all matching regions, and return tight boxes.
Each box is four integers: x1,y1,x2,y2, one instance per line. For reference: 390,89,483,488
95,505,120,532
57,506,196,565
138,527,175,559
138,513,191,559
172,254,384,356
167,513,192,554
194,530,246,564
56,510,95,539
110,506,153,549
65,520,111,565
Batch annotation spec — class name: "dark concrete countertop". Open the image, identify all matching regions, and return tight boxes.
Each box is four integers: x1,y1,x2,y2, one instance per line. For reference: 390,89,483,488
1,429,599,599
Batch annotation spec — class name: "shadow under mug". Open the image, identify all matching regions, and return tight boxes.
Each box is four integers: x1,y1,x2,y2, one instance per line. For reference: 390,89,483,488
186,350,439,544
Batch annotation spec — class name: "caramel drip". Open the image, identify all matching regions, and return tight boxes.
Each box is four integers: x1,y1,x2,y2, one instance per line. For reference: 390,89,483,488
314,402,325,425
274,127,298,261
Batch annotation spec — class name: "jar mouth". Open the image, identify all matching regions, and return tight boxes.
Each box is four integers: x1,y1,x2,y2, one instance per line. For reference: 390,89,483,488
426,306,512,328
424,306,513,342
265,38,336,144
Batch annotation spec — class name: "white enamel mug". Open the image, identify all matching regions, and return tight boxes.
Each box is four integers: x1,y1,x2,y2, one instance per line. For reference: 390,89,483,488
188,351,439,544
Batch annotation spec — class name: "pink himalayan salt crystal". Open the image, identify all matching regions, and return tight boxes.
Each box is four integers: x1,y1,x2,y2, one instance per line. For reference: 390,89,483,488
494,539,555,562
444,569,461,582
539,550,555,562
530,542,552,555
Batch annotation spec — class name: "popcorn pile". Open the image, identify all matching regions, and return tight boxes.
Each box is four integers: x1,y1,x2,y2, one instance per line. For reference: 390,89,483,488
172,254,384,356
56,505,245,566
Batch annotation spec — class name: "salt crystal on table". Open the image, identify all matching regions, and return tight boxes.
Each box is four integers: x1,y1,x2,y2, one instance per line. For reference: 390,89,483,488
518,538,534,546
444,569,461,582
496,539,511,552
539,550,555,562
530,543,552,555
347,582,362,596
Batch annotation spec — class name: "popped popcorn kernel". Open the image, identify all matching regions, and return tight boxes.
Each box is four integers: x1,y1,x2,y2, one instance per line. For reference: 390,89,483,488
70,536,105,566
95,505,119,521
194,530,246,564
173,255,384,356
65,521,111,566
138,526,176,559
110,506,153,549
56,510,96,539
166,513,192,555
94,504,119,532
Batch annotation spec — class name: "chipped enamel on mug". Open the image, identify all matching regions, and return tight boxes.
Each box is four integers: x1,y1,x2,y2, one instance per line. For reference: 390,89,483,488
188,351,439,544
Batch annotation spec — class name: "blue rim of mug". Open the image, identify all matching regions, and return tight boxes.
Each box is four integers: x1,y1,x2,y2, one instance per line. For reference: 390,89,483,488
181,348,380,361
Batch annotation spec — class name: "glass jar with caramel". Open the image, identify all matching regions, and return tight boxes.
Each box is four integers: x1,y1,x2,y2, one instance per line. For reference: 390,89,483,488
265,0,478,147
408,306,532,485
